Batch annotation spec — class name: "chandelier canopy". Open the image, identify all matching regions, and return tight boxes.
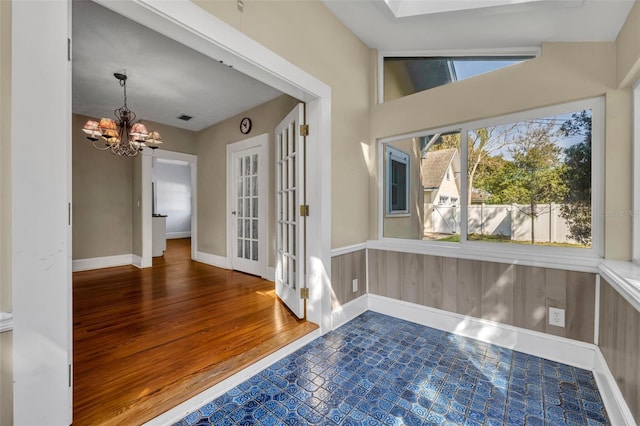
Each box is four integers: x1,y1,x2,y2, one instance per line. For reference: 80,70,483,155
82,72,163,157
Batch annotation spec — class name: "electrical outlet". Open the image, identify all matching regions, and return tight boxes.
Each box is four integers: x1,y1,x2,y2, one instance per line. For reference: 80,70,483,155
549,307,565,327
352,278,358,293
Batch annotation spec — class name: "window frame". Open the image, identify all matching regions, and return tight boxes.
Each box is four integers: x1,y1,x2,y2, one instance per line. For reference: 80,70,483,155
377,48,541,104
385,145,411,216
377,97,604,262
633,81,640,265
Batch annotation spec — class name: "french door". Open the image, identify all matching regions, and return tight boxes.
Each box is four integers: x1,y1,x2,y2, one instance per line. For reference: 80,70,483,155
275,104,307,319
228,135,268,276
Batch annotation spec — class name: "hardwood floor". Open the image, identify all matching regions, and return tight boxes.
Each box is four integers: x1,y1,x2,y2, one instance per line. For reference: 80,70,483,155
73,239,317,425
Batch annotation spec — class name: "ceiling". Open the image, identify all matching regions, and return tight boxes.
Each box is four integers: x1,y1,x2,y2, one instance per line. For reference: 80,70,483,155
322,0,635,51
73,0,635,132
72,0,284,132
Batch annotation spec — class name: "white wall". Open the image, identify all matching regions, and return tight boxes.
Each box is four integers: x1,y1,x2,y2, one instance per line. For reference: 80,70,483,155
155,160,192,238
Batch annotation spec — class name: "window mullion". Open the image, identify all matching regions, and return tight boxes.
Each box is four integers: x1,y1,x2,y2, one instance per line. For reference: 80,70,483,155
460,129,469,244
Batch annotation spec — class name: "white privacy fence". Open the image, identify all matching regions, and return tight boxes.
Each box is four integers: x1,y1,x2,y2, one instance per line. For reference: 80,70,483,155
425,203,578,244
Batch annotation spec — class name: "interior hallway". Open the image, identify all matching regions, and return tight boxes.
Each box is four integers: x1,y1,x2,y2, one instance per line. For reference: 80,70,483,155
72,238,317,425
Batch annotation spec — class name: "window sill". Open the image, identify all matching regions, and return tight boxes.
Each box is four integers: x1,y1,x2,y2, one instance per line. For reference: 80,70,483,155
367,238,601,273
384,213,410,218
598,261,640,314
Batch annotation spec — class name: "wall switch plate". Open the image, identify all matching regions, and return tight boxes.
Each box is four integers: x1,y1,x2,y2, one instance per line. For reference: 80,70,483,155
549,307,565,327
352,278,358,293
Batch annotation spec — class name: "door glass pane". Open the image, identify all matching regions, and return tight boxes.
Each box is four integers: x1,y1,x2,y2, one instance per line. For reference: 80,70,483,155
290,129,296,155
252,154,258,174
244,199,250,218
244,219,250,239
292,225,296,255
237,199,243,217
238,157,243,177
252,176,258,196
291,156,296,187
237,219,243,237
237,242,243,258
244,177,250,196
244,240,250,260
252,241,258,261
252,219,258,239
245,155,251,175
252,197,258,218
237,177,243,197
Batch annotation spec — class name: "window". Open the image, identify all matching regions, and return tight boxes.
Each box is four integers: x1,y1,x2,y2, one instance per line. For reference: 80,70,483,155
381,51,537,103
380,98,603,256
634,81,640,264
386,146,410,215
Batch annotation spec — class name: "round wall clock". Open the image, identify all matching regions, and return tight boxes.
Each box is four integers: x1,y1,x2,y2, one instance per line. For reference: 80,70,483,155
240,117,252,134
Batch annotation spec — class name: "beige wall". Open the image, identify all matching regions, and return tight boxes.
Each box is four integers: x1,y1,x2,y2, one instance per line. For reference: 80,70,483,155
599,278,640,422
196,94,299,262
132,156,143,257
369,249,597,343
617,1,640,87
370,42,632,259
72,113,197,260
73,113,134,259
194,0,372,250
0,0,12,423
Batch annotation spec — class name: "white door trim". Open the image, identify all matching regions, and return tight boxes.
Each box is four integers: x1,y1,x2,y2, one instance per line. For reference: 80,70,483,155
226,134,269,278
11,1,73,424
144,150,198,264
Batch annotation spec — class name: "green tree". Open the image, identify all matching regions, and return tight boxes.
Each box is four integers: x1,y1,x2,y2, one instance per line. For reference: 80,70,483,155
508,121,567,244
429,126,515,204
559,110,592,246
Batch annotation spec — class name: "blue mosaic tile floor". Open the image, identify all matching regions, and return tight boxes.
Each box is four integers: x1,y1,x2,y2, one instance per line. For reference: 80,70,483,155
174,311,610,425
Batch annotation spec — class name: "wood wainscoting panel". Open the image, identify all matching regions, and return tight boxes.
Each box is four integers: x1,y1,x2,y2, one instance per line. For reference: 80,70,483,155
599,278,640,421
565,271,596,343
481,262,515,325
514,265,547,334
331,249,367,309
400,252,423,304
367,249,596,343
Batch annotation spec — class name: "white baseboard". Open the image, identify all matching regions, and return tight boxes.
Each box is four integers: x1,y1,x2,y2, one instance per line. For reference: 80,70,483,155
331,295,368,330
167,232,191,239
265,267,275,281
195,251,228,269
368,294,597,370
132,255,143,269
72,254,133,272
593,347,637,426
145,329,322,426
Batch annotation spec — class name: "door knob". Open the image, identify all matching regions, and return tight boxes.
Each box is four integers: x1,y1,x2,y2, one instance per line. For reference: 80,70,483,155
231,211,236,215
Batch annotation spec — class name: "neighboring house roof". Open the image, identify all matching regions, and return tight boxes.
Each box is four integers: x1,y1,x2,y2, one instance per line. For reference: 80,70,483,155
421,148,457,189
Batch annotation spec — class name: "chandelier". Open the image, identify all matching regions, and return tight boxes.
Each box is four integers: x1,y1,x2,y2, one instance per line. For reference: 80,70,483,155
82,72,163,157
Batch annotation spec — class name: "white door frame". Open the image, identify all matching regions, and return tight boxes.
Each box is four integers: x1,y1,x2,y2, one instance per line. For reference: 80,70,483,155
226,134,269,278
13,0,332,422
143,150,198,265
11,2,73,424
